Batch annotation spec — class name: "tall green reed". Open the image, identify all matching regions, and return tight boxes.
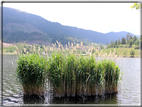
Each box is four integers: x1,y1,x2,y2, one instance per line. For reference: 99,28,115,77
46,52,121,97
16,41,121,98
16,53,47,95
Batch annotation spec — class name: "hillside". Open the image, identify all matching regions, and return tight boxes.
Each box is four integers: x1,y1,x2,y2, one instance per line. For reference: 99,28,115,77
3,7,139,45
0,41,16,47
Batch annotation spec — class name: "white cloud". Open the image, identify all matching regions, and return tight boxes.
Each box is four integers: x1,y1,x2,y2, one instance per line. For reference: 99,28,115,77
3,3,140,35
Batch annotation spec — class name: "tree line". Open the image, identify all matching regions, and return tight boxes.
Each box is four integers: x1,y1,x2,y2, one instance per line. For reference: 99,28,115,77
107,33,140,48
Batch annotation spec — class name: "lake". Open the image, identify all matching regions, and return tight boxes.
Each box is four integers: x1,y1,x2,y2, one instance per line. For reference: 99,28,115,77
1,55,141,106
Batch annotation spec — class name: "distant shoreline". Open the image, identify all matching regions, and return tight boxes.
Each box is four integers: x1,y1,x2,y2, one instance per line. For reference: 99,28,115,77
122,56,140,58
1,53,140,58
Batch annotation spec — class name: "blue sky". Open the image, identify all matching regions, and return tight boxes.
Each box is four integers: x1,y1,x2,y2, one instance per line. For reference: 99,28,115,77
3,3,140,35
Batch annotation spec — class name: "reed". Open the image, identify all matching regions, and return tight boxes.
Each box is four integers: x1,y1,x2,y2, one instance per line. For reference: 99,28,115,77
16,53,47,96
46,51,121,98
16,41,121,98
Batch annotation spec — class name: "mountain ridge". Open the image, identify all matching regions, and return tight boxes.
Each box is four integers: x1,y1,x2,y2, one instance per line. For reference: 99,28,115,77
3,7,139,45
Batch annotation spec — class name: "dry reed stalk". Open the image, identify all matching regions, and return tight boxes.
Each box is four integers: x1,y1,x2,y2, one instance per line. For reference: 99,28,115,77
38,47,40,52
109,50,111,55
14,50,17,54
91,85,96,95
107,54,110,58
98,87,103,96
33,48,36,53
114,48,116,54
113,52,115,56
68,42,70,48
44,47,47,54
71,50,73,54
16,47,18,50
74,46,76,51
81,42,83,46
113,87,118,93
61,45,64,51
23,85,45,96
114,55,117,63
98,54,100,57
71,43,73,48
24,48,26,53
58,44,60,50
66,45,68,50
76,43,79,48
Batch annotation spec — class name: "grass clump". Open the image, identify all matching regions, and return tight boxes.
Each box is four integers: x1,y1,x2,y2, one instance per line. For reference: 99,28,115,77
16,54,47,96
130,49,135,56
16,41,122,98
102,59,120,94
47,52,121,97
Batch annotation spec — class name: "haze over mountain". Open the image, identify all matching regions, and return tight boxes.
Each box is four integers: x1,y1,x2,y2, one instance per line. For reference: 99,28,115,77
3,7,139,45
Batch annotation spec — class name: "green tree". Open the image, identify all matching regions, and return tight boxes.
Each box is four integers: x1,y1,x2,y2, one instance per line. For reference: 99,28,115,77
110,40,114,48
40,44,45,49
118,38,121,45
126,33,131,42
130,35,132,40
131,3,142,50
121,37,126,45
115,40,117,46
135,40,139,46
133,35,137,42
129,39,133,47
125,39,127,44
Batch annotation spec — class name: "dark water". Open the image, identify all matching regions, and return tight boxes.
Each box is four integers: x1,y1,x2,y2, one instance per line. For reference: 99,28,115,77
1,55,141,106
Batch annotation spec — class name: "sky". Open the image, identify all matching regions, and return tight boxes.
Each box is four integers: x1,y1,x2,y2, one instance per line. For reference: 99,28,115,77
3,3,141,35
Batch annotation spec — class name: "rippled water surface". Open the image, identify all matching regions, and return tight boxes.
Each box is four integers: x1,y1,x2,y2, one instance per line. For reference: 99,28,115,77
1,55,141,106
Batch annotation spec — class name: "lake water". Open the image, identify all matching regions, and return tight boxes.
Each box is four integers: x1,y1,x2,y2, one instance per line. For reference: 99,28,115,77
1,55,141,106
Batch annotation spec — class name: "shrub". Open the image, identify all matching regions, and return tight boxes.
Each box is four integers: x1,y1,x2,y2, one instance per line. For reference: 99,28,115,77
130,49,135,56
4,46,17,53
134,47,139,49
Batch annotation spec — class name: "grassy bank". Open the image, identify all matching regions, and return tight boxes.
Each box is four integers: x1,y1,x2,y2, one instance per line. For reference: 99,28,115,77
102,48,140,57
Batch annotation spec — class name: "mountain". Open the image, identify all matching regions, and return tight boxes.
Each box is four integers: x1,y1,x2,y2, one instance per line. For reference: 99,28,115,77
2,7,139,45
